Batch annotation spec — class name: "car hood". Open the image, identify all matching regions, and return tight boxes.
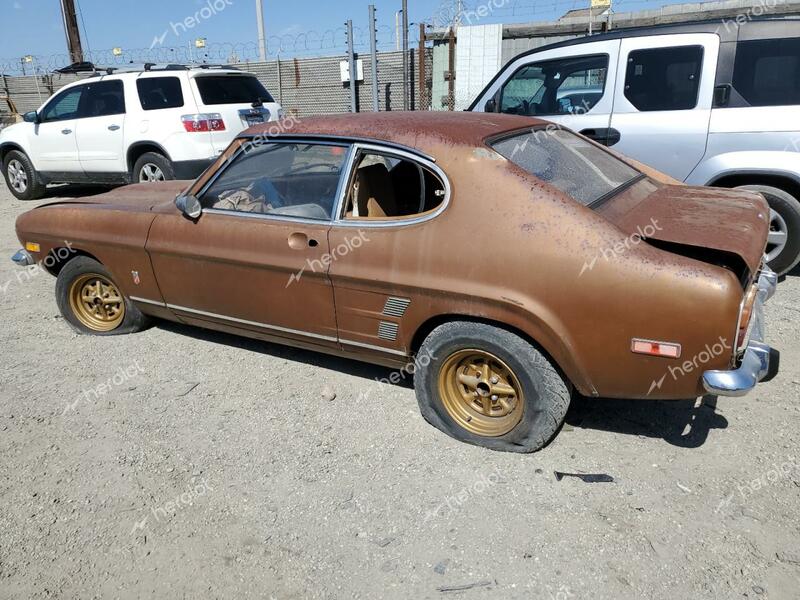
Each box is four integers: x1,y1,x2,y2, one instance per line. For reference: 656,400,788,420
597,183,770,277
40,181,192,212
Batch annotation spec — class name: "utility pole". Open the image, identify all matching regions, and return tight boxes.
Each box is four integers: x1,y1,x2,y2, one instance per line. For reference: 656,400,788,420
402,0,409,110
346,20,357,113
369,5,380,112
256,0,267,62
60,0,84,64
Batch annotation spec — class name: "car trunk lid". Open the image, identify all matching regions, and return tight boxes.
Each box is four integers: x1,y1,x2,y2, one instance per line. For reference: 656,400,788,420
596,183,770,278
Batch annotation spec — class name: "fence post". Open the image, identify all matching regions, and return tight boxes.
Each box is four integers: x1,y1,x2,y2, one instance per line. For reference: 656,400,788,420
346,20,357,113
369,5,379,112
418,24,426,111
402,0,409,110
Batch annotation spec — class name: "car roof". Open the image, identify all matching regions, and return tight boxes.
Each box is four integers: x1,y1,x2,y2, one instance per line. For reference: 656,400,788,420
244,111,547,156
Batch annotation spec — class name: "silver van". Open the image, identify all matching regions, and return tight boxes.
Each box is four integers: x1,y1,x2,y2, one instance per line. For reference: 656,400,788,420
471,18,800,275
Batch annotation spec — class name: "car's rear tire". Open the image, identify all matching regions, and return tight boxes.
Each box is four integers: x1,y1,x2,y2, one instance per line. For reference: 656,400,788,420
56,256,151,336
737,184,800,276
133,152,175,183
415,321,571,453
2,150,46,200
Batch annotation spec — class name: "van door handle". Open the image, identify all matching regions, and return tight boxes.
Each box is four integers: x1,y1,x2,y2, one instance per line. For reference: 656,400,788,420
108,125,120,131
61,129,72,135
579,127,621,147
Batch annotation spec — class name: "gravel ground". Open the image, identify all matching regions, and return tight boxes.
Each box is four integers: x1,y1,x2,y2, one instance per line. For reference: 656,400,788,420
0,180,799,600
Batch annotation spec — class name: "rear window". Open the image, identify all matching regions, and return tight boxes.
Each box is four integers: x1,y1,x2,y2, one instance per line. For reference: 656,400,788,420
195,75,274,105
137,77,184,111
733,38,800,107
491,129,642,206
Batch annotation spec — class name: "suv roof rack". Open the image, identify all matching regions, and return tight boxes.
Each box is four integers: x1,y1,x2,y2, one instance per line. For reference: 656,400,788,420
84,63,240,77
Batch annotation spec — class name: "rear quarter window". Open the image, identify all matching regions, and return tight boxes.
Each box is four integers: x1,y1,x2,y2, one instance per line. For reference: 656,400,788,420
137,77,184,111
733,38,800,107
491,129,642,206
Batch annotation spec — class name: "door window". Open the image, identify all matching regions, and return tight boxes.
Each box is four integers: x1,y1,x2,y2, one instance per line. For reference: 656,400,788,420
499,55,609,116
40,86,85,122
733,38,800,107
341,152,446,220
136,77,184,111
201,142,349,220
81,80,126,118
624,45,704,111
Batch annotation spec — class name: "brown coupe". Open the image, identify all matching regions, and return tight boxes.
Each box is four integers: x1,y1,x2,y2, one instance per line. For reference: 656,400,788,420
12,112,780,452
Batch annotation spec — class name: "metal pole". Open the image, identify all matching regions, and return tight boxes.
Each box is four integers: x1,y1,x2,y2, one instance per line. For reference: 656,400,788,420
256,0,267,62
369,5,380,112
447,28,455,111
276,55,283,105
347,20,357,113
418,23,426,111
395,12,401,51
402,0,409,110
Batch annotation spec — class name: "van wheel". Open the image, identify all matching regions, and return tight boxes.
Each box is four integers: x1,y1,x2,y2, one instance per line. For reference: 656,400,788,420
56,256,151,336
2,150,46,200
133,152,175,183
737,185,800,275
415,321,571,453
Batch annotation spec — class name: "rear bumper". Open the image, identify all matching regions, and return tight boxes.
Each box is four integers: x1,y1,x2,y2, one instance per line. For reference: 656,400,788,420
702,266,779,397
11,249,34,267
172,158,215,181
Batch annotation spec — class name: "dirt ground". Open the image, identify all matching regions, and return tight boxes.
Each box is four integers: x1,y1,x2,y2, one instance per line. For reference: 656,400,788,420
0,180,798,600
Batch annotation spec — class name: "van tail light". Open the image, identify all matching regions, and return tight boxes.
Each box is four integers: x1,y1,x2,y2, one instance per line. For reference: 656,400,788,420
181,113,226,132
736,285,758,351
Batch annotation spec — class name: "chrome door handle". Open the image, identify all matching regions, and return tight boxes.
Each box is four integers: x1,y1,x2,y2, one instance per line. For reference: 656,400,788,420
61,129,72,135
108,125,120,131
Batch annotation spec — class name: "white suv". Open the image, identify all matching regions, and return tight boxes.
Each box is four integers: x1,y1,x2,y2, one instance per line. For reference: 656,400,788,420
0,65,283,200
471,19,800,275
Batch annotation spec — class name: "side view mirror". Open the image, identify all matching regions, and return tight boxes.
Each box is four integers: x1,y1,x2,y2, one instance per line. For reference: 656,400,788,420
23,111,39,124
175,194,202,219
485,98,497,113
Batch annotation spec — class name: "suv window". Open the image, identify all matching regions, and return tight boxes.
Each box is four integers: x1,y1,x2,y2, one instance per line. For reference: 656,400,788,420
500,55,608,116
195,75,275,105
492,128,642,206
624,46,704,111
343,152,446,220
82,80,125,118
202,142,348,220
40,86,85,122
137,77,184,111
733,38,800,107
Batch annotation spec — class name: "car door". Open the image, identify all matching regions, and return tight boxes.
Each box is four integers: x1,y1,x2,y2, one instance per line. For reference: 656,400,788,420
473,40,621,145
28,84,85,173
145,140,351,349
609,34,720,181
76,79,127,175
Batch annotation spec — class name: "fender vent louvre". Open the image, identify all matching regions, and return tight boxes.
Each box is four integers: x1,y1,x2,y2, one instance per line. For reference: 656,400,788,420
383,297,411,318
378,321,399,341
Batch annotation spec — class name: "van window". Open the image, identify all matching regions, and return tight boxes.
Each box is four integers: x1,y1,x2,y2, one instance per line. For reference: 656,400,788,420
492,129,641,206
500,55,608,116
343,152,446,220
624,46,704,111
733,38,800,107
137,77,184,111
195,75,274,105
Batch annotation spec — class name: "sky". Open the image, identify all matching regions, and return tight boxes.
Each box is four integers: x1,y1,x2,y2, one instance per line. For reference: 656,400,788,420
0,0,677,64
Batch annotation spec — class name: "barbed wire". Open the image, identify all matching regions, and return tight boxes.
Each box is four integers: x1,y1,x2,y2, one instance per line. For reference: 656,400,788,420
0,0,736,75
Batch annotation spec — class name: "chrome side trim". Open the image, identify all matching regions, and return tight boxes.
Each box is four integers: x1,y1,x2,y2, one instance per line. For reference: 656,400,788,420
166,303,338,343
130,296,167,307
339,338,408,357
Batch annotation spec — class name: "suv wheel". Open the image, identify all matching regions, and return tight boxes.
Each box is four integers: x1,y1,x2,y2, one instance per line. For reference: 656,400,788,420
737,185,800,276
2,150,46,200
133,152,175,183
415,321,572,453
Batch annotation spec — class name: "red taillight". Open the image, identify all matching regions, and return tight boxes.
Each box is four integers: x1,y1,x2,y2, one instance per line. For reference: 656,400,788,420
181,113,226,132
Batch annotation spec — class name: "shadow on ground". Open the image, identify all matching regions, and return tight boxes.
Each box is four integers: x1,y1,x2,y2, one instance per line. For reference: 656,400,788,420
156,320,726,448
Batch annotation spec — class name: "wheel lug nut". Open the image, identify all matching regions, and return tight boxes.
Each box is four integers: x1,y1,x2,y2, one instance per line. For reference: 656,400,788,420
490,376,499,384
491,395,498,401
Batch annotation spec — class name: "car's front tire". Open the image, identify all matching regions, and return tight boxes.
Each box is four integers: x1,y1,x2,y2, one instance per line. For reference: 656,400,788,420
737,184,800,276
133,152,175,183
2,150,46,200
415,321,571,453
56,256,151,336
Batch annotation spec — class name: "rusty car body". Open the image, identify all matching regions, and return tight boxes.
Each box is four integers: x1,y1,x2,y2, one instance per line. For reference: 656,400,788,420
12,112,780,452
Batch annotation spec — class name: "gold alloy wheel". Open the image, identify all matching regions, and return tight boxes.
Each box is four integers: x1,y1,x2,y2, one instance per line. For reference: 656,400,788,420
438,349,524,437
68,273,126,332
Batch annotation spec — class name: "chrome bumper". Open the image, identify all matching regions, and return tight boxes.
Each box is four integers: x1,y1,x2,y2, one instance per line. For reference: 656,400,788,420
703,266,779,397
11,249,34,267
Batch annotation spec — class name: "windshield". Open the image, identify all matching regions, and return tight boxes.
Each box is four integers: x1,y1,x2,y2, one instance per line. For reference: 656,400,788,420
491,129,642,206
195,75,275,105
